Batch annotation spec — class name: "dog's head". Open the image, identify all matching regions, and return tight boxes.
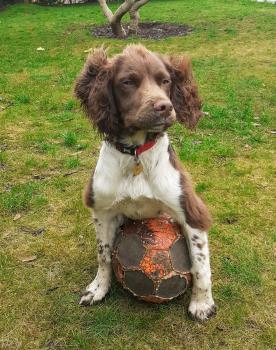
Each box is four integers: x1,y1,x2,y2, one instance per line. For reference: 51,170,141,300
75,44,203,140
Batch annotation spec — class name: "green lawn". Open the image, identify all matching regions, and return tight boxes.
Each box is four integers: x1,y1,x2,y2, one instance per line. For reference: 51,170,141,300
0,1,275,349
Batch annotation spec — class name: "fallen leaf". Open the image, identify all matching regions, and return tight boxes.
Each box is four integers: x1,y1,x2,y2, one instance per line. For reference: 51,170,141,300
20,226,33,234
33,174,45,180
257,182,268,188
3,232,11,239
63,170,81,177
20,226,45,236
46,286,59,294
72,288,81,294
13,213,22,221
71,151,83,156
36,47,45,51
21,255,37,263
33,227,46,236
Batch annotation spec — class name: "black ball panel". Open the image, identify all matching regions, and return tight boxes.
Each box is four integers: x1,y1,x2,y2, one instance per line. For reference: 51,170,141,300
170,236,191,272
156,275,187,298
124,270,155,296
117,234,146,268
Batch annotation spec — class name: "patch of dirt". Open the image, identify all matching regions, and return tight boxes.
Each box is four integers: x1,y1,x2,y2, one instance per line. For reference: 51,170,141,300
92,22,193,40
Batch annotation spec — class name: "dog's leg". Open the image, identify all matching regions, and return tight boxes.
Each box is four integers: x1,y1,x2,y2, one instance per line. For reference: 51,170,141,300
80,212,121,306
167,208,216,320
183,224,216,321
155,188,216,320
169,212,216,320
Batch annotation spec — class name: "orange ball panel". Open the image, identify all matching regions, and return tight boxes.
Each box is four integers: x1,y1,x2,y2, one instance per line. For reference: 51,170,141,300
141,217,179,250
140,249,172,280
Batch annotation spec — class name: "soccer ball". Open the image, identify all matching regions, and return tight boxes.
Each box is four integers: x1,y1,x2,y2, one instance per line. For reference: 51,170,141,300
112,215,192,303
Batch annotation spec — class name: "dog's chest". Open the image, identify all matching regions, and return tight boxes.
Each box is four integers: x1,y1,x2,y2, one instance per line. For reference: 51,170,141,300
106,174,172,219
95,167,161,209
93,136,180,217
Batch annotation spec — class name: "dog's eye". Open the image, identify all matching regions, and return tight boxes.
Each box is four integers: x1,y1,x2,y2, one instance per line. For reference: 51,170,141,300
122,80,133,86
162,79,171,85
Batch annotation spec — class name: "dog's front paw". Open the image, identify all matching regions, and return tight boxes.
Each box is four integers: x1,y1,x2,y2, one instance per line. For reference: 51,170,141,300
79,278,110,306
188,299,217,321
79,290,96,306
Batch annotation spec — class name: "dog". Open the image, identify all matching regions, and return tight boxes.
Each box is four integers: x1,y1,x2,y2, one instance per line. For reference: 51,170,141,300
74,44,216,321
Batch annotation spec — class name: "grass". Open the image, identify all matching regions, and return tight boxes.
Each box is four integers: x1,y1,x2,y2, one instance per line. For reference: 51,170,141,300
0,1,275,349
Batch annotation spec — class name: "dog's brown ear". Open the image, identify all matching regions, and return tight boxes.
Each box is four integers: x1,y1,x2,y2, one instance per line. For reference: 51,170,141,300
163,55,204,129
75,48,108,107
74,48,120,138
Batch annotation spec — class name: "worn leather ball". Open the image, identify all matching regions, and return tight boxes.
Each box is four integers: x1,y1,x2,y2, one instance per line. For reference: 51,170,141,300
112,215,192,303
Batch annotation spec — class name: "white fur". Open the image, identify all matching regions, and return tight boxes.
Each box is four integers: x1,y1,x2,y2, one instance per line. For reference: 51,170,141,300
80,133,216,321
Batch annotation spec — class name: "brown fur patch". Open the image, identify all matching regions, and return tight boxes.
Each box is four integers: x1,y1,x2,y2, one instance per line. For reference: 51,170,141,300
162,55,204,129
168,145,212,231
83,171,94,208
74,48,120,140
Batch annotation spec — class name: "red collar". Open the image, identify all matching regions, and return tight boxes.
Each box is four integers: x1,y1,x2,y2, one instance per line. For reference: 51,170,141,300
135,140,156,156
114,139,157,158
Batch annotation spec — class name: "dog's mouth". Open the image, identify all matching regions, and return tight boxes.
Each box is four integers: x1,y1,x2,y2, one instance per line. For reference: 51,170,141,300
147,114,176,132
124,110,176,132
147,123,170,132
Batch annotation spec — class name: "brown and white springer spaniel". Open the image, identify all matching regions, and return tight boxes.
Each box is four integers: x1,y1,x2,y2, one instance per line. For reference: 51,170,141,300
75,44,216,321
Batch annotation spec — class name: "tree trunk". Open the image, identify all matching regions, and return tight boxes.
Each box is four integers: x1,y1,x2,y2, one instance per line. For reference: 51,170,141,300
98,0,113,21
128,0,149,36
111,20,127,38
97,0,149,38
128,7,140,35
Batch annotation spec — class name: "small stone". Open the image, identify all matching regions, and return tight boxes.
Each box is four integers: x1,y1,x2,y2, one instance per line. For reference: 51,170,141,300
13,213,21,221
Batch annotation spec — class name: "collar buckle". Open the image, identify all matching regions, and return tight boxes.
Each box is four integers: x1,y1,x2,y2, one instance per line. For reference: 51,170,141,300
134,149,139,164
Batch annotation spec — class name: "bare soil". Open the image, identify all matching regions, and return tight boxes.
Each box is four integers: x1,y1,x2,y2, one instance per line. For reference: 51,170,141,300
91,22,193,39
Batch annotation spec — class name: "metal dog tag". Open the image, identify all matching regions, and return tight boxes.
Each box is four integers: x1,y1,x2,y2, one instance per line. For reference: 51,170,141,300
133,161,143,176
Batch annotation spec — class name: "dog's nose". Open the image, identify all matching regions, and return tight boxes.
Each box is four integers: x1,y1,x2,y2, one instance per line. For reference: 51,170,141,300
153,100,173,115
